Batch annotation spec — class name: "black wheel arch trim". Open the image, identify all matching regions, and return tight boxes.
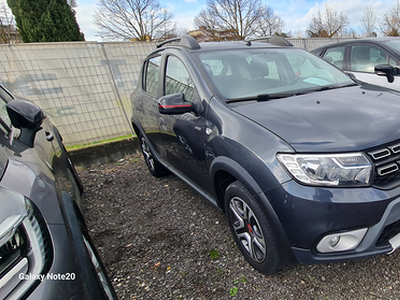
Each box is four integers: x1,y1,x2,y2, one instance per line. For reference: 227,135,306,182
131,116,142,135
210,156,297,263
60,191,117,299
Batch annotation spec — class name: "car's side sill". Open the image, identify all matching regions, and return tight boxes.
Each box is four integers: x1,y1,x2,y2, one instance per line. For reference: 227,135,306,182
160,159,220,210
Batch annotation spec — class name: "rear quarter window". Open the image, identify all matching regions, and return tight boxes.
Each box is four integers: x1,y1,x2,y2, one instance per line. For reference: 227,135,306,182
143,56,161,97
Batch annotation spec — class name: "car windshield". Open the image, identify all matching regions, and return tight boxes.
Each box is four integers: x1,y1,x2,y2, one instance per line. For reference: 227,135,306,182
197,48,354,101
383,40,400,55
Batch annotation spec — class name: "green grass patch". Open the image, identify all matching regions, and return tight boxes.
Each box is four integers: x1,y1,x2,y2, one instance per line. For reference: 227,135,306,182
229,287,238,296
65,135,133,150
208,250,220,260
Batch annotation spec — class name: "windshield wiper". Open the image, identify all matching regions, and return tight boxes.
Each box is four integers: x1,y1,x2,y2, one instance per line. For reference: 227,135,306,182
226,83,358,103
226,93,295,103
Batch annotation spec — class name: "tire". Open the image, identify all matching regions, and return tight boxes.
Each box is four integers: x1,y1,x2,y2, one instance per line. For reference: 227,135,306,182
224,180,285,274
138,132,169,177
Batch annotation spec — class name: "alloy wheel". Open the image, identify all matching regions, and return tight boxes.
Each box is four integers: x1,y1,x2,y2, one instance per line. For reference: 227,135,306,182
140,137,155,172
229,196,266,262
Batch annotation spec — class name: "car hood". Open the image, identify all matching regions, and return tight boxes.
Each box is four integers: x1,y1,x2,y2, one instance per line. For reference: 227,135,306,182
231,85,400,152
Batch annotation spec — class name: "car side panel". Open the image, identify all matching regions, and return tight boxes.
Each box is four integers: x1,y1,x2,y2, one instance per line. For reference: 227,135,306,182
348,71,400,92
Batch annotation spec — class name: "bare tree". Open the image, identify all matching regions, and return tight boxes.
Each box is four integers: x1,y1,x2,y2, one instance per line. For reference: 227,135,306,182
381,0,400,36
0,3,19,44
194,9,221,40
94,0,175,41
194,0,285,40
307,5,349,37
255,5,285,37
361,4,377,37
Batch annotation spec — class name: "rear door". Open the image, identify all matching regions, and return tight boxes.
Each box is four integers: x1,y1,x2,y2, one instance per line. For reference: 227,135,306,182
135,55,164,149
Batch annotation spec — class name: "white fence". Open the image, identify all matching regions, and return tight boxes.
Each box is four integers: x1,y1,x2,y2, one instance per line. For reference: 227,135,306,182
0,38,354,146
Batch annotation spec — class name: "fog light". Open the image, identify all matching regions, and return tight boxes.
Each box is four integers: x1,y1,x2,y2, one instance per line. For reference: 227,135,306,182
329,236,340,247
316,228,368,253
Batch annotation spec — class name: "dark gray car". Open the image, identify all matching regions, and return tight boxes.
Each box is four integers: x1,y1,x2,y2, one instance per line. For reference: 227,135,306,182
131,36,400,275
0,85,117,299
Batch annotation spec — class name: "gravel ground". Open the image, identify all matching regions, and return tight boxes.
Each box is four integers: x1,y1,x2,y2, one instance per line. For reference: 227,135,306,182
79,154,400,300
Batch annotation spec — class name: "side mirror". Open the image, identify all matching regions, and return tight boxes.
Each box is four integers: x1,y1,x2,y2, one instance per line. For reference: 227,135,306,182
6,100,44,147
158,93,194,115
375,64,400,83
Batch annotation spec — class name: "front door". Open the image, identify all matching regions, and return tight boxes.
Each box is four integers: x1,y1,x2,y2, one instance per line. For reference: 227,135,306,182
158,54,211,193
348,44,400,92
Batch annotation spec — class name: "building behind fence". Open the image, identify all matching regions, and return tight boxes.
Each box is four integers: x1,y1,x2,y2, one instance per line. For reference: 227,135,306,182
0,38,355,146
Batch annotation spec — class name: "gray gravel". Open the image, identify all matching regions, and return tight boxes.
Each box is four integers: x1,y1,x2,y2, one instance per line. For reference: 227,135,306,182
79,154,400,300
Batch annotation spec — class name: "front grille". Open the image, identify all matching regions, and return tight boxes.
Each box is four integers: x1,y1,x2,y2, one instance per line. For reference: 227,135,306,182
366,141,400,189
376,219,400,247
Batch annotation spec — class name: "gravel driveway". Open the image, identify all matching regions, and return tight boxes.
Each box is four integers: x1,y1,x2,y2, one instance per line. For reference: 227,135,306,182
79,154,400,300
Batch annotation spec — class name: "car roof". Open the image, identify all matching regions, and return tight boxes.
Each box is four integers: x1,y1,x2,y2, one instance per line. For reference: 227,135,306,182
313,37,400,50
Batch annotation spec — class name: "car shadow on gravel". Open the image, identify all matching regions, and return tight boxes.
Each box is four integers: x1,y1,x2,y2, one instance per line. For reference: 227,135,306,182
79,155,400,300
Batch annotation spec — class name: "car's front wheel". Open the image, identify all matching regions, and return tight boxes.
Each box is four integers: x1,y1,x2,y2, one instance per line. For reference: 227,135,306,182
225,180,285,274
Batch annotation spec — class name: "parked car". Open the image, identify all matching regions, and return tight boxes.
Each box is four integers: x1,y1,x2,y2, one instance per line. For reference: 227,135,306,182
0,85,117,299
311,37,400,91
131,36,400,274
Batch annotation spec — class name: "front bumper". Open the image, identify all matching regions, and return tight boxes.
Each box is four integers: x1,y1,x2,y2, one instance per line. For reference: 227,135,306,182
266,180,400,264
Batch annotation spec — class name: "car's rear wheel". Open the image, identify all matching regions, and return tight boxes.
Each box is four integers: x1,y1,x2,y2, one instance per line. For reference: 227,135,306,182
225,180,285,274
138,132,169,177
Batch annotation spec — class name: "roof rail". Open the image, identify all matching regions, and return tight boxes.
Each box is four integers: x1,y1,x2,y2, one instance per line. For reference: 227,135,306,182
156,36,201,50
245,36,293,47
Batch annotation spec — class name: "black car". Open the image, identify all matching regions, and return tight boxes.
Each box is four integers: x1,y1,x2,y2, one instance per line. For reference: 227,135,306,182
0,85,117,299
131,36,400,274
311,37,400,92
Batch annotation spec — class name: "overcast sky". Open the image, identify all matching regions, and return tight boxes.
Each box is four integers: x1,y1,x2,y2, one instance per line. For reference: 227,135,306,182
0,0,396,41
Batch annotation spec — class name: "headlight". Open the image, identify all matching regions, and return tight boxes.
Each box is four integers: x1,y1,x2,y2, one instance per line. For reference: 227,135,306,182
0,187,51,300
277,153,372,187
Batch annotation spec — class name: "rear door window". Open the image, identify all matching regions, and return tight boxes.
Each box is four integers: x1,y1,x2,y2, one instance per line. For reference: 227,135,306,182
322,47,345,69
